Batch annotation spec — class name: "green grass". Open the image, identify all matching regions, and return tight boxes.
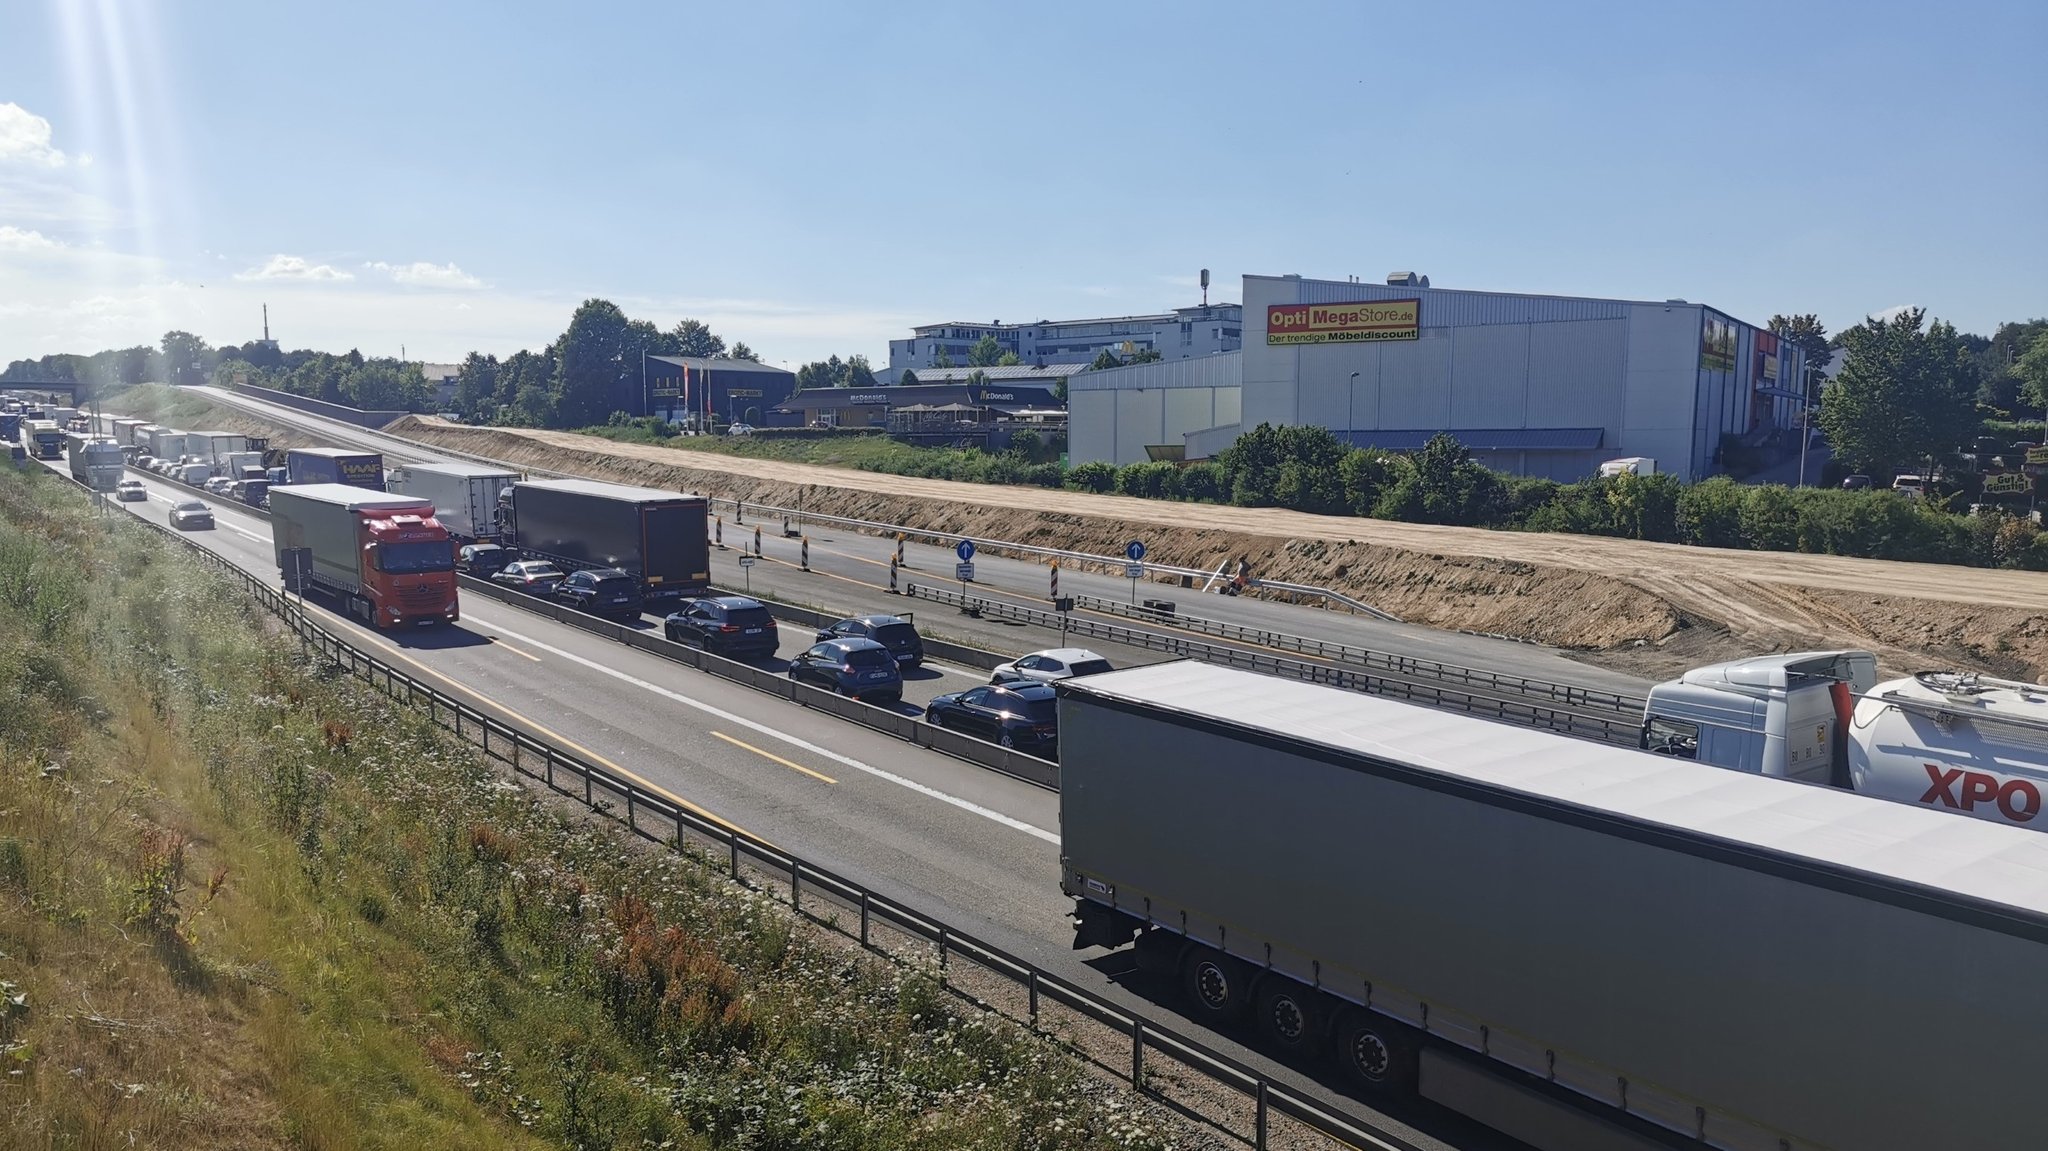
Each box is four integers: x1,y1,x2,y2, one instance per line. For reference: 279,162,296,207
97,382,226,426
0,463,1178,1150
580,425,1070,488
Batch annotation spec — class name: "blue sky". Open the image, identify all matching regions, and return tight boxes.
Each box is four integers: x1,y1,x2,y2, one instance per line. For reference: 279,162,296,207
2,0,2042,369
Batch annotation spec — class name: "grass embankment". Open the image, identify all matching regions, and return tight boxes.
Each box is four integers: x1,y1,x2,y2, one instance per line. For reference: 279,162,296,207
580,425,1070,487
94,383,223,427
0,465,1174,1150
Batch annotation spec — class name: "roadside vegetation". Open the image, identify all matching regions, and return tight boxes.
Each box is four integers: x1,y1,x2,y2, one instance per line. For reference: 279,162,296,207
0,463,1177,1150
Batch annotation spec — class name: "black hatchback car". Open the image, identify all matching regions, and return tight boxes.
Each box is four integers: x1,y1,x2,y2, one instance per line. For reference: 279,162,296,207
551,567,643,622
664,596,780,658
924,682,1058,757
788,638,902,703
457,543,512,577
816,613,924,669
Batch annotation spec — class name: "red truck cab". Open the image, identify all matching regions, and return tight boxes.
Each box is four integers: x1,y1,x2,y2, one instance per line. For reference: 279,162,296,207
362,511,460,627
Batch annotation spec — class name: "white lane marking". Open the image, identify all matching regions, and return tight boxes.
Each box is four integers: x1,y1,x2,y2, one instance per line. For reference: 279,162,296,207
484,621,1059,844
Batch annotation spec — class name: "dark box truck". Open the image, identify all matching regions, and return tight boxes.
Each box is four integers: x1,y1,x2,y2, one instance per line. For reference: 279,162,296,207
500,478,708,607
286,448,385,490
1057,660,2048,1151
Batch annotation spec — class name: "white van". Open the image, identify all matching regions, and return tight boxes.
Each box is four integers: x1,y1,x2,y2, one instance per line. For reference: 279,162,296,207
1891,474,1925,499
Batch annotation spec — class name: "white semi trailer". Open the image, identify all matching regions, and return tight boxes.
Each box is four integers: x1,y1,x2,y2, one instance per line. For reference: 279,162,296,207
1057,660,2048,1151
1643,651,2048,831
387,460,519,542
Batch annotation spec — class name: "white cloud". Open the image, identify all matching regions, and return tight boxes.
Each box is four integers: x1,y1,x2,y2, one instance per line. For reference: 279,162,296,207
0,225,65,252
0,103,70,167
1869,304,1918,322
366,259,484,289
236,253,354,281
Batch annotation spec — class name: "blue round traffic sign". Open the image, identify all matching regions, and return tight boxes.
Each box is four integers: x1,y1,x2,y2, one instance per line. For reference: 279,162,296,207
1125,539,1147,562
956,539,976,561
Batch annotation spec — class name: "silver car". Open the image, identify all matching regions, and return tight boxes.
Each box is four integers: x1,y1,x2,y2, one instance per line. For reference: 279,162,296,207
169,499,214,530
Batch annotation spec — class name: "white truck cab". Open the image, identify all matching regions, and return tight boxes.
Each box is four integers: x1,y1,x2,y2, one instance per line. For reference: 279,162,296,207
1641,650,1878,781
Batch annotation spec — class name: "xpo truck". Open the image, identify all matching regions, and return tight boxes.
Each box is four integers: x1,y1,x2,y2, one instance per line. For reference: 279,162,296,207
1642,651,2048,832
498,478,708,606
268,484,459,628
64,433,126,491
1057,660,2048,1151
388,461,518,542
286,447,385,490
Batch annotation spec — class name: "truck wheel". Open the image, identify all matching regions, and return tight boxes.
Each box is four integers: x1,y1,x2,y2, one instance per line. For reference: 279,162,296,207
1181,947,1249,1024
1333,1010,1419,1094
1255,979,1327,1057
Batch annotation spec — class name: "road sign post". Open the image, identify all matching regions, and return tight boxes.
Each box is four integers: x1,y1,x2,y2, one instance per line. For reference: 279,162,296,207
738,553,755,592
1055,595,1073,644
955,540,977,612
1124,539,1147,604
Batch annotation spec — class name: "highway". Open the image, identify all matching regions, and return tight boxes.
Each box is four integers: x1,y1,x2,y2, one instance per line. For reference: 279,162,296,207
188,384,1651,700
63,454,1526,1151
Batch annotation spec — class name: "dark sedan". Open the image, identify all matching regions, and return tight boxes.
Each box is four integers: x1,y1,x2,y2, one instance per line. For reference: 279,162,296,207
787,638,901,703
551,567,643,622
925,681,1058,757
816,613,925,668
664,595,780,658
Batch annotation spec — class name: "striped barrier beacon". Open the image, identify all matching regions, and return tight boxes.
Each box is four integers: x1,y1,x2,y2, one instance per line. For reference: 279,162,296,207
753,525,762,556
801,535,810,572
889,554,900,594
1050,562,1059,601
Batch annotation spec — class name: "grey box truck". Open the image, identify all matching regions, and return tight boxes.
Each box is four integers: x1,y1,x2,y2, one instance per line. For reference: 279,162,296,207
286,447,385,489
1057,660,2048,1151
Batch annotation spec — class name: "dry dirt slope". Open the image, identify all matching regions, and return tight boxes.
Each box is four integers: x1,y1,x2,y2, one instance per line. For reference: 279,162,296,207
386,420,2046,681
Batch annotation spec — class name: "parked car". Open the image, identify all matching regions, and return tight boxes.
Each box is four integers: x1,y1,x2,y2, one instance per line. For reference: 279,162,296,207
115,479,147,502
726,423,756,437
815,613,924,668
490,559,566,594
551,567,644,622
664,595,780,658
1891,474,1926,499
925,682,1059,756
168,499,214,530
456,543,513,577
990,647,1114,685
1840,474,1873,491
787,637,902,703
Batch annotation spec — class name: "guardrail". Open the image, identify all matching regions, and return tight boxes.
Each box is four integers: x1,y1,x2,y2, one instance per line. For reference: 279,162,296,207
907,581,1643,747
77,471,1416,1151
1069,592,1647,717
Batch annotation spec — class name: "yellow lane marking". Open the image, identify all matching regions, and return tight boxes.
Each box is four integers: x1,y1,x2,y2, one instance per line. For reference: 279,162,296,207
488,636,542,662
711,730,838,785
347,628,771,845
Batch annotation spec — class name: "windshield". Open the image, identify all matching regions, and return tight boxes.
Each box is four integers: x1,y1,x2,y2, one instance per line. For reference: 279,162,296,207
377,540,454,574
844,648,894,669
1067,659,1113,677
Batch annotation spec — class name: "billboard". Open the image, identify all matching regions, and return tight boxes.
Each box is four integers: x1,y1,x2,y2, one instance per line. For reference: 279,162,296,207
1700,313,1736,372
1266,299,1420,345
1755,330,1780,382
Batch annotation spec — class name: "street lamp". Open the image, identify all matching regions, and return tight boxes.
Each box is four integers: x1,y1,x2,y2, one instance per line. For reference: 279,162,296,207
1348,371,1360,438
1797,360,1819,488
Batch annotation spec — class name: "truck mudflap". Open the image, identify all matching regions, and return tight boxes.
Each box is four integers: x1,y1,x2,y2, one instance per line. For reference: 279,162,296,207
1071,898,1139,950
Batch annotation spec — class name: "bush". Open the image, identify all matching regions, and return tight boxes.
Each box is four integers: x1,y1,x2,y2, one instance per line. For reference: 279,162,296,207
1062,461,1116,493
1608,472,1683,542
1338,448,1407,517
1373,434,1500,526
1519,479,1614,536
1178,461,1226,503
1738,485,1800,551
1114,461,1181,500
1677,476,1745,548
1496,476,1563,528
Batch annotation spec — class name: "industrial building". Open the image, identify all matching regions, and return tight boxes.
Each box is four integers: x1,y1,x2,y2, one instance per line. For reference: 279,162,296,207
775,380,1062,429
885,303,1242,379
640,355,797,427
1068,273,1806,481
